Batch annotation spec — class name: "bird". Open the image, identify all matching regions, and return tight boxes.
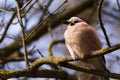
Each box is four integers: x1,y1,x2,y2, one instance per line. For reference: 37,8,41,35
63,17,109,80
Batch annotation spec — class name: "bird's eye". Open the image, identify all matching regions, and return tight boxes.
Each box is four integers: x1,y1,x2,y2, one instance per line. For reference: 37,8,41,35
74,20,79,23
70,23,74,26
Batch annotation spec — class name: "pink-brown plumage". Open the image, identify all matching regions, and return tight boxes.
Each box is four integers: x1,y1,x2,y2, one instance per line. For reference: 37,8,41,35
63,17,109,80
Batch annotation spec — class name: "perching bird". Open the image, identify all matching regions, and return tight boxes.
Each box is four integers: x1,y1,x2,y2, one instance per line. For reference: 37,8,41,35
63,17,109,80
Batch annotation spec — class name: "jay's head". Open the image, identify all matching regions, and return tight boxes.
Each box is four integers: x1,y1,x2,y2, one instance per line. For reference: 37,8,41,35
62,17,84,26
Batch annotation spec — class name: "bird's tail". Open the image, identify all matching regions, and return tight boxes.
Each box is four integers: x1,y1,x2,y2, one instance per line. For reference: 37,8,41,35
74,60,109,80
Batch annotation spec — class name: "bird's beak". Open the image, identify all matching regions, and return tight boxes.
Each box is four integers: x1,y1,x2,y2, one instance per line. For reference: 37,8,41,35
61,20,70,25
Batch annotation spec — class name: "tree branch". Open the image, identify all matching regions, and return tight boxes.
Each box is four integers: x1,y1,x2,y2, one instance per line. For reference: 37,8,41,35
15,0,29,67
0,12,16,43
29,43,120,79
47,39,64,56
0,69,75,80
1,42,120,79
97,0,111,47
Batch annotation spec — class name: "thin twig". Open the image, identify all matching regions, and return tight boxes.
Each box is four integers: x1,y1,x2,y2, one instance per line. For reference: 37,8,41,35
0,12,16,43
40,0,53,20
50,0,68,14
22,0,38,17
47,40,65,56
0,9,13,12
48,26,54,56
28,45,36,55
97,0,111,47
37,49,44,57
25,0,67,41
20,0,32,11
15,0,29,67
117,0,120,11
48,26,54,40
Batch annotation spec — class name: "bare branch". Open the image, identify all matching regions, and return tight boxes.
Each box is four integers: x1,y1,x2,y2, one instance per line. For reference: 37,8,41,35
97,0,111,47
1,42,120,79
0,12,16,43
117,0,120,11
0,69,73,80
47,39,64,56
28,55,120,79
37,49,44,57
15,0,29,67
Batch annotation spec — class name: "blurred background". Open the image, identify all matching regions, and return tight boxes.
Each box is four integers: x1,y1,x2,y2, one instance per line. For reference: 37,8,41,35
0,0,120,80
